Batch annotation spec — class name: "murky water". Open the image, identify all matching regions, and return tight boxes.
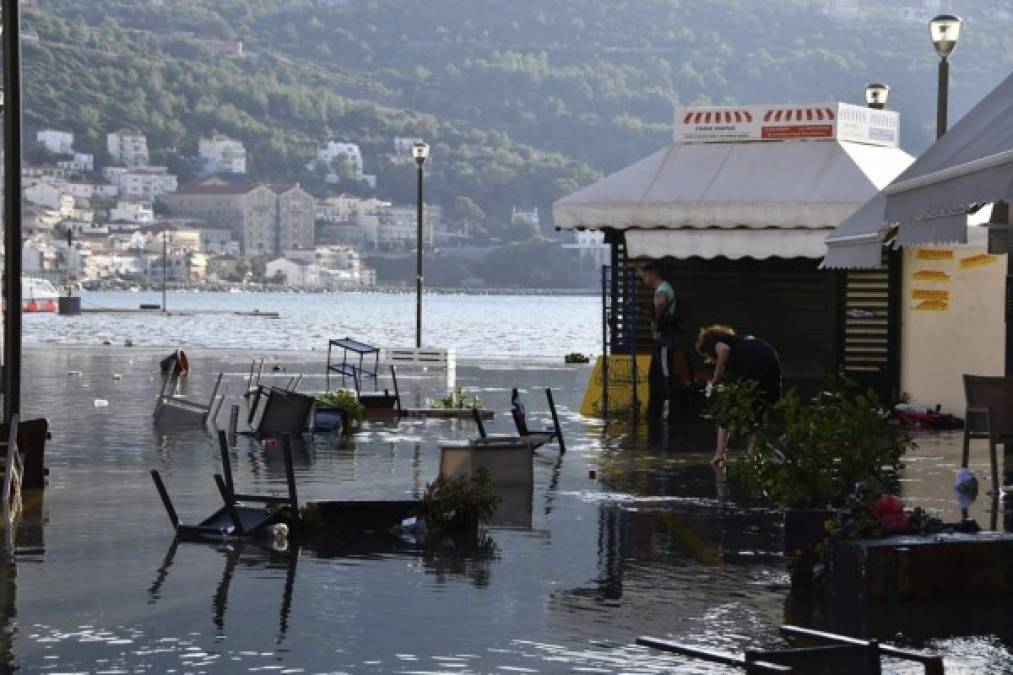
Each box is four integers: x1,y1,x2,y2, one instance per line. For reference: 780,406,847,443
5,297,1013,673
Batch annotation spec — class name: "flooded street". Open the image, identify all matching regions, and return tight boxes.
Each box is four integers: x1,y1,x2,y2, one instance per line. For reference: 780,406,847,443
0,345,1007,673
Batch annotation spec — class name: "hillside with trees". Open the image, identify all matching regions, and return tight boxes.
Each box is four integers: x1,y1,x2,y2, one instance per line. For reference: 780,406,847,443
20,0,1013,240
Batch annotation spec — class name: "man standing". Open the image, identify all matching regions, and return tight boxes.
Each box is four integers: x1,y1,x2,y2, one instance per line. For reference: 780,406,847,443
638,262,676,419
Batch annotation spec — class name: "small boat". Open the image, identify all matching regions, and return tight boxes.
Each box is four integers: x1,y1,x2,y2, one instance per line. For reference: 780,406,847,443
22,278,60,313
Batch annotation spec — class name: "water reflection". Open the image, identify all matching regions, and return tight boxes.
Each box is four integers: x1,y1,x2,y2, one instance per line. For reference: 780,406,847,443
149,540,298,643
0,491,49,671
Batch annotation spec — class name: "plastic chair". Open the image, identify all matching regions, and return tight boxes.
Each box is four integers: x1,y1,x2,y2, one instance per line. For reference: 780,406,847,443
962,374,1013,492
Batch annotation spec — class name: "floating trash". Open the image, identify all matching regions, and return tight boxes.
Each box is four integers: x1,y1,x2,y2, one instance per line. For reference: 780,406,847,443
94,399,109,407
113,374,122,380
66,370,82,377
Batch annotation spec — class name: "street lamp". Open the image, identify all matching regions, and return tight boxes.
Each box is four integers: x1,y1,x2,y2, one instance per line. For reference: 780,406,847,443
162,229,168,312
412,141,430,349
929,14,963,139
865,83,889,110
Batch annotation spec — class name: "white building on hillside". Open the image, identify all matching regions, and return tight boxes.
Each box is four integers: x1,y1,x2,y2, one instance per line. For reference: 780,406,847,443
392,137,423,164
115,167,177,200
109,201,154,224
107,128,150,167
37,129,74,155
57,153,95,173
265,258,320,287
199,134,247,174
313,141,365,183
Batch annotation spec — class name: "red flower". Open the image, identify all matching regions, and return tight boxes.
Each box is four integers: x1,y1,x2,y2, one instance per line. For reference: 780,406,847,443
872,495,909,533
872,494,904,517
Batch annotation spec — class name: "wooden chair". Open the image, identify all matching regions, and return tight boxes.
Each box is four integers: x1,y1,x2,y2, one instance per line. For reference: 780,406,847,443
962,374,1013,493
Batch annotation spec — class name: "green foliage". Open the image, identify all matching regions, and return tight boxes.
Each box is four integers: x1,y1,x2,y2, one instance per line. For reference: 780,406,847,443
422,467,500,535
703,379,766,439
732,379,914,510
28,1,1013,237
315,389,365,425
427,388,482,410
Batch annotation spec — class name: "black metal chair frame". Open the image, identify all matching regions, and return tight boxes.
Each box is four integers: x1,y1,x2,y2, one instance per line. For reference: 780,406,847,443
637,624,944,675
472,388,565,453
150,431,299,541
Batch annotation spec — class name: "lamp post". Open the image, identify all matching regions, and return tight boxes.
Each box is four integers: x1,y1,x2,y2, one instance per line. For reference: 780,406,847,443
929,14,963,139
411,141,430,349
162,229,168,312
864,83,890,110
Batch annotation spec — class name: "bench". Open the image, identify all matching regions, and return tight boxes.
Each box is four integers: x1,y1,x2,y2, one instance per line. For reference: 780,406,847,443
384,347,453,371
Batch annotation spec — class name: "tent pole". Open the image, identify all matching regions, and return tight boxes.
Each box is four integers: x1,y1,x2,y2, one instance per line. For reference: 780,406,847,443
2,0,24,423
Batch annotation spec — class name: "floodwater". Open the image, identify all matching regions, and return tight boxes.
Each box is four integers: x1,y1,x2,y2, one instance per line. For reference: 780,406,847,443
3,294,1012,673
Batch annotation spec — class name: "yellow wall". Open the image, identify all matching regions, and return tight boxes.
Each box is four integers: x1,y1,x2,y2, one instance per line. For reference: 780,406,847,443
900,229,1007,415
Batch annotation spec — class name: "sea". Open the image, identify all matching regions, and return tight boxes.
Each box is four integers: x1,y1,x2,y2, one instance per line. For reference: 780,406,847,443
1,291,1009,673
25,290,601,358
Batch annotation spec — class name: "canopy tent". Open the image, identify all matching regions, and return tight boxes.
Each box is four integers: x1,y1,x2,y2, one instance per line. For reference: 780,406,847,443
625,228,829,260
554,111,913,260
819,193,891,269
824,70,1013,265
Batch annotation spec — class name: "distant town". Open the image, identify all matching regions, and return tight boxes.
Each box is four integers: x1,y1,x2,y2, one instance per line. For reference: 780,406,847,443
19,128,608,290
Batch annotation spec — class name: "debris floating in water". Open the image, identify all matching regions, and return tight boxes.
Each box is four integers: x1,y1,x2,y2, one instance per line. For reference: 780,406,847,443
113,374,122,381
67,371,82,377
94,399,109,407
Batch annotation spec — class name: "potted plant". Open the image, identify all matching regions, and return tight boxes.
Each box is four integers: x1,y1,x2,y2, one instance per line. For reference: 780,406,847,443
426,388,482,411
314,389,365,433
728,378,914,584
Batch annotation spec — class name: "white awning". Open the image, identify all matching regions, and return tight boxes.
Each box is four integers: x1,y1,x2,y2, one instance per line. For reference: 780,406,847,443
626,228,830,260
883,70,1013,244
821,193,891,269
553,140,914,231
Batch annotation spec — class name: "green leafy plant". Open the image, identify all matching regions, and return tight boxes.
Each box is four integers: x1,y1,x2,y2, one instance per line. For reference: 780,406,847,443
564,352,590,364
427,388,482,410
315,389,365,425
703,379,767,439
421,467,500,535
732,378,914,510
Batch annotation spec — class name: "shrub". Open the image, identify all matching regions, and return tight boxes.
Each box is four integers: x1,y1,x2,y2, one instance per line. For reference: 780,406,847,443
422,467,500,534
732,378,914,510
315,389,365,425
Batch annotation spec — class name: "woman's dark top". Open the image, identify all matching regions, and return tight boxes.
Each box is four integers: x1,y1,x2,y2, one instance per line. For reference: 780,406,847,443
716,335,782,401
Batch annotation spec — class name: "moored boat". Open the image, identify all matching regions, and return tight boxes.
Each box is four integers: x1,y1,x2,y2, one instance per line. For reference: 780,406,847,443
22,277,61,313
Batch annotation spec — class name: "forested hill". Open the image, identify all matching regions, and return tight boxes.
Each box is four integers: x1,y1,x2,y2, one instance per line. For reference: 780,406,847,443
21,0,1013,230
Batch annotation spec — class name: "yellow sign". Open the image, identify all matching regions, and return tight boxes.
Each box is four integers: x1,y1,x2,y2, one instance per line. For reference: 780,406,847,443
914,300,948,311
916,249,954,260
960,254,999,269
912,289,949,301
580,354,652,417
912,270,950,282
